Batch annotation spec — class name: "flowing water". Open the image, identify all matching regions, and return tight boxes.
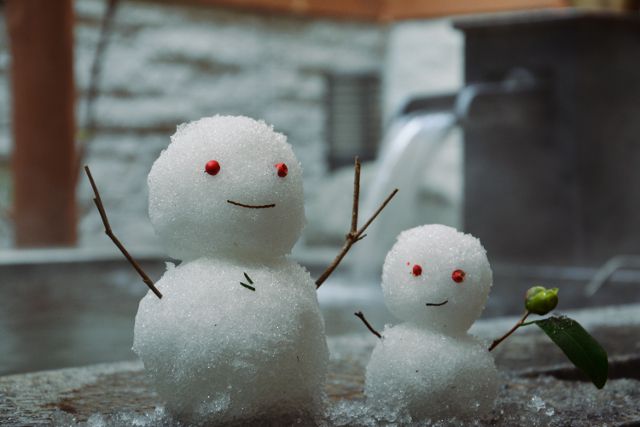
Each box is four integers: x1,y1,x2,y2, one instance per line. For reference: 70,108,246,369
351,112,461,279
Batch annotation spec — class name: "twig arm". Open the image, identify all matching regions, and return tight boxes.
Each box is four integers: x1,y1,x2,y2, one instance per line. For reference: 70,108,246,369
84,166,162,299
350,157,360,234
315,189,397,288
488,310,530,351
355,311,382,339
357,188,398,237
315,239,352,289
315,157,398,289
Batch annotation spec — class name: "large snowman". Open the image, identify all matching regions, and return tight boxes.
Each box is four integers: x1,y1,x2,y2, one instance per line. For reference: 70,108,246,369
133,116,328,423
364,224,498,420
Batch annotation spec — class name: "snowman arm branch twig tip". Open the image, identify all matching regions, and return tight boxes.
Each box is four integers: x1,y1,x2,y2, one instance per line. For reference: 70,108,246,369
355,311,382,339
84,165,163,299
240,282,256,291
315,157,398,289
351,156,361,233
243,272,254,284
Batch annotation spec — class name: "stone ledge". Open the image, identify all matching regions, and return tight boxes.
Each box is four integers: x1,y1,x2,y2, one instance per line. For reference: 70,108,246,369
2,323,639,426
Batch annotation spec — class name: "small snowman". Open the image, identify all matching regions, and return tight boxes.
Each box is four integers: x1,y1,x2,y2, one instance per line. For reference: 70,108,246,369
357,224,498,420
131,116,328,423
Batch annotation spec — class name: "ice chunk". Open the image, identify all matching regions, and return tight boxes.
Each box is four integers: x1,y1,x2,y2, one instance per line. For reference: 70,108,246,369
528,395,546,412
381,224,492,334
147,115,305,262
133,257,328,424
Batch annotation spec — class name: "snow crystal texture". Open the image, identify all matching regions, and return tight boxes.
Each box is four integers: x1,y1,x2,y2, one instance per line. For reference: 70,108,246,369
365,224,498,420
133,257,328,424
136,116,327,424
365,324,498,420
148,115,305,262
381,224,493,335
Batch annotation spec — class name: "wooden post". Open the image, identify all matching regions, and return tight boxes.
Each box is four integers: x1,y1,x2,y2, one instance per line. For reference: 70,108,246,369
7,0,77,247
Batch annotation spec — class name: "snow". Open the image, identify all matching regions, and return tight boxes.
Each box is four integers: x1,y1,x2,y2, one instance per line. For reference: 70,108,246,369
364,224,498,420
135,116,327,423
381,224,492,334
133,257,327,423
147,115,305,261
365,323,498,420
52,375,640,427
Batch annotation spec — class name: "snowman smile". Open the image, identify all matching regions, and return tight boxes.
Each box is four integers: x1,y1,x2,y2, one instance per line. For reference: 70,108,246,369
227,200,276,209
425,300,448,307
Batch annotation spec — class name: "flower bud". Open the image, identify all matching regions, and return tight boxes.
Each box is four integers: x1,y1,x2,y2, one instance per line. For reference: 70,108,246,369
525,286,559,315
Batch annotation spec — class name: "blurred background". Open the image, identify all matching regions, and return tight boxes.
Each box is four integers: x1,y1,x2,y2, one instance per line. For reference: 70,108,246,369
1,0,640,375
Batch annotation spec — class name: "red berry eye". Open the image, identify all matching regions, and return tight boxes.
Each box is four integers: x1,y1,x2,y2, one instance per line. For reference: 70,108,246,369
412,264,422,277
452,269,466,283
205,160,220,176
275,163,288,178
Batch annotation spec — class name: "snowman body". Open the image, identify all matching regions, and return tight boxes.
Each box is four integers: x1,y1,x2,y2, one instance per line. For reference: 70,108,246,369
365,224,498,420
134,257,327,421
133,116,328,423
365,324,497,419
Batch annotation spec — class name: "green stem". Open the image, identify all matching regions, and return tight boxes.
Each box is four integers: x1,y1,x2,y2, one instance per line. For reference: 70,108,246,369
488,310,530,352
519,320,539,327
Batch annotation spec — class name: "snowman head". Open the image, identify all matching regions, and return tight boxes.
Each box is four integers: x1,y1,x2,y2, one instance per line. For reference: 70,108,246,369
381,224,492,335
148,115,305,261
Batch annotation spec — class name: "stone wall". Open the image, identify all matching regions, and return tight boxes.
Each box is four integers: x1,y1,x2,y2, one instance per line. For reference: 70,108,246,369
383,19,462,121
74,0,388,250
0,0,386,249
0,0,464,251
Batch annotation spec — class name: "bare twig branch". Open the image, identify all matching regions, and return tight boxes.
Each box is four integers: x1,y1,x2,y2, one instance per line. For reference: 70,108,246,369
239,282,256,292
355,311,382,339
356,188,398,238
84,165,162,299
315,157,398,289
355,233,367,242
488,310,530,351
243,272,254,285
350,156,361,234
75,0,120,182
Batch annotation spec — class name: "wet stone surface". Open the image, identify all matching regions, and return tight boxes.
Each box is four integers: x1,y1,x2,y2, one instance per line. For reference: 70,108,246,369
1,320,639,426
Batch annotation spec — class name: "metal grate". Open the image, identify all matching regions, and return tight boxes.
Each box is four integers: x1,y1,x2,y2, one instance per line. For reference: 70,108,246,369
325,72,381,170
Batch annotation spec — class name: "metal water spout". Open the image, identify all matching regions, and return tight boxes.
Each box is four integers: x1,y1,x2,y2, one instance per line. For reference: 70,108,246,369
455,68,543,124
350,112,458,280
350,69,546,279
456,12,640,270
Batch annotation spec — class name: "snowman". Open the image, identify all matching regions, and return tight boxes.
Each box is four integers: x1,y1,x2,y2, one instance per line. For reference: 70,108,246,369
131,116,328,423
358,224,498,420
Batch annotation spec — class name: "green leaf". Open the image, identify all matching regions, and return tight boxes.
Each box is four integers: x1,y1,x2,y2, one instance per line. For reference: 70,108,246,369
534,316,608,389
